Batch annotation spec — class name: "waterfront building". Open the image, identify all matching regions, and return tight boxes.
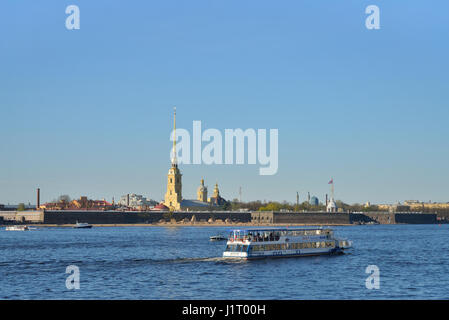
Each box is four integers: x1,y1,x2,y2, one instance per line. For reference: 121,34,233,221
41,196,113,210
151,203,169,211
377,201,449,212
118,194,157,208
326,199,337,213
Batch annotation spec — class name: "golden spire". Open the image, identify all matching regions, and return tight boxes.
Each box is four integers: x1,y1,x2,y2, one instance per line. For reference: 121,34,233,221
172,106,177,165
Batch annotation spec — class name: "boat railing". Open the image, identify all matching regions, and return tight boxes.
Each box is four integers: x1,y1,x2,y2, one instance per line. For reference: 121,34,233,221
228,228,334,243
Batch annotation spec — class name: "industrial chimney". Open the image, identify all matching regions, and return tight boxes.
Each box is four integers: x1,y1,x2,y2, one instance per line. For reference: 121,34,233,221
37,188,40,210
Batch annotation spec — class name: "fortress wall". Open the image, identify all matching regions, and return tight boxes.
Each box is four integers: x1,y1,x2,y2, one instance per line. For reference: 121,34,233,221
42,210,252,224
0,210,44,223
172,211,252,222
251,212,350,225
43,211,163,224
5,210,437,225
350,212,437,224
350,212,395,224
274,212,350,224
435,212,449,222
394,213,437,224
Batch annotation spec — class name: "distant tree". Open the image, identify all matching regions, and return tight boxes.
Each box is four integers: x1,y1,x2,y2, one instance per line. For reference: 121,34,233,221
17,203,26,211
57,195,71,203
259,202,282,211
222,201,231,211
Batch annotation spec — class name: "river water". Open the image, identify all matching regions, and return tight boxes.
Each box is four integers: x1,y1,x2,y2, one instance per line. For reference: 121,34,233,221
1,225,448,299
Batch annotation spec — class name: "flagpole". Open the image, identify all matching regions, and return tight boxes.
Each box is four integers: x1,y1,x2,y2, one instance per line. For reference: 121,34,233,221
329,178,334,200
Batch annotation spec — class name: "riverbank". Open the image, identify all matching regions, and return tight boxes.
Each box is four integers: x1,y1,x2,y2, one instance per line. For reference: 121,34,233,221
1,209,439,226
3,222,353,228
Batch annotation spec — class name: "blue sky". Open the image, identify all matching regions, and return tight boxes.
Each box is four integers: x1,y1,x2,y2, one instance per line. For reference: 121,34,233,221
1,1,448,205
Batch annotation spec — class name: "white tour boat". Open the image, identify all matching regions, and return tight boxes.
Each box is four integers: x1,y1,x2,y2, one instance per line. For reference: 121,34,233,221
223,227,352,259
5,225,30,231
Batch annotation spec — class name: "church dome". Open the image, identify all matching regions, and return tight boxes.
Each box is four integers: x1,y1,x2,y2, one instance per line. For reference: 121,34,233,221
309,196,319,206
197,178,207,193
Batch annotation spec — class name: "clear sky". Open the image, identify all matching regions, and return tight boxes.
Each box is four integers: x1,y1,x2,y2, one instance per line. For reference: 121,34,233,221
1,1,448,205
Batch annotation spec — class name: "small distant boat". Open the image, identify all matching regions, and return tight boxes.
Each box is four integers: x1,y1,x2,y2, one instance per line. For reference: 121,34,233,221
210,234,227,241
5,225,29,231
73,221,92,229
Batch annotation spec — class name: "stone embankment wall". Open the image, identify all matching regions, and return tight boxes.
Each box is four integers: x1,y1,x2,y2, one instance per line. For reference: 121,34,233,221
252,211,351,225
0,210,44,223
0,210,438,225
394,213,436,224
349,212,437,224
350,212,395,224
43,210,251,224
253,211,437,225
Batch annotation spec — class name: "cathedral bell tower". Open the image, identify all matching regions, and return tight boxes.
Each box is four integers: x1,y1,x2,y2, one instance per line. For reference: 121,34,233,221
164,107,182,210
197,178,208,202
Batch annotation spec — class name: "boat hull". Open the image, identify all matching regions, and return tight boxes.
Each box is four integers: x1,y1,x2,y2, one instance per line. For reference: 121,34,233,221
5,226,29,231
223,247,346,259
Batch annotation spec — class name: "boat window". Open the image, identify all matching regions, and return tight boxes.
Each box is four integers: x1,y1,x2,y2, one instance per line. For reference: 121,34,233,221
236,244,242,252
242,245,248,252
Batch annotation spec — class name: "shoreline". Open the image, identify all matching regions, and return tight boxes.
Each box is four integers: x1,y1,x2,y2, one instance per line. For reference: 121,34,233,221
1,223,353,228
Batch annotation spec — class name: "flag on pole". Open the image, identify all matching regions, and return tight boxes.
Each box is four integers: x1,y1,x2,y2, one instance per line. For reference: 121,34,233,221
328,178,333,184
